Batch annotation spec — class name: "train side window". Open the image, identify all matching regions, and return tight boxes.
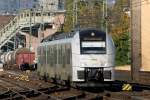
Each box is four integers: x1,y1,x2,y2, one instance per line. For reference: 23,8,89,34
43,47,45,65
49,46,52,66
51,46,54,66
58,45,61,64
48,47,51,65
47,47,49,65
49,47,52,66
43,47,46,65
53,45,56,66
37,47,40,65
53,46,55,66
65,44,67,64
60,45,62,64
45,46,47,65
63,44,66,67
69,44,72,64
66,44,69,64
56,45,58,64
39,48,42,65
62,44,64,67
40,47,42,65
67,44,71,64
46,46,49,65
41,47,44,66
57,45,59,64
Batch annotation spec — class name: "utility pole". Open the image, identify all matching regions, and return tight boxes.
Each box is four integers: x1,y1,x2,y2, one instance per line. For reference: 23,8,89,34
131,0,141,82
29,9,32,50
75,0,78,28
105,0,108,34
73,0,75,29
102,0,105,31
73,0,78,29
38,6,44,43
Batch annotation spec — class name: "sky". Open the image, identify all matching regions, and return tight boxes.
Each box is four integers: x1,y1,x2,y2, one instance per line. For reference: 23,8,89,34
0,0,115,14
0,0,38,14
108,0,116,5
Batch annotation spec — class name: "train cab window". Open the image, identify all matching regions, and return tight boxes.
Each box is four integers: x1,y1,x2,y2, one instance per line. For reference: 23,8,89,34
80,30,106,54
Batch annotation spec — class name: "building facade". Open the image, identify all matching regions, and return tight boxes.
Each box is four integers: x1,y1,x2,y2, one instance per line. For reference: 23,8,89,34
38,0,65,11
131,0,150,82
141,0,150,71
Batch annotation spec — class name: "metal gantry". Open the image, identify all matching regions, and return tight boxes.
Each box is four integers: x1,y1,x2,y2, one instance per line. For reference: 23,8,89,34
0,9,65,52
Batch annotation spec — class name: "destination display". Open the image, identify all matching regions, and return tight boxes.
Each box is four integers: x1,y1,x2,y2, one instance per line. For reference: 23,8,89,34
82,41,106,47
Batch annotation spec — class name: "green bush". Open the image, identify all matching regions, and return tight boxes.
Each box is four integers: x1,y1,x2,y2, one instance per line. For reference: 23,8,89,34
113,32,130,66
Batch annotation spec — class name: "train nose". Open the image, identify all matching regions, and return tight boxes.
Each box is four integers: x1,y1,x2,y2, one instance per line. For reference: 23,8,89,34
84,68,104,82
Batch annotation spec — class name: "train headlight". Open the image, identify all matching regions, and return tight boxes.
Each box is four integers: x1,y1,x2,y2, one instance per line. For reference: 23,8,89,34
91,32,95,36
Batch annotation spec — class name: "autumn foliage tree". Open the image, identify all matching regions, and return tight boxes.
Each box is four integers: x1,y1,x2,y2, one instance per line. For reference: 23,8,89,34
108,0,130,65
63,0,104,32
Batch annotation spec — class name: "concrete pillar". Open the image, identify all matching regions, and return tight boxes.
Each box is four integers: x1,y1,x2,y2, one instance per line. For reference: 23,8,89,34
131,0,141,82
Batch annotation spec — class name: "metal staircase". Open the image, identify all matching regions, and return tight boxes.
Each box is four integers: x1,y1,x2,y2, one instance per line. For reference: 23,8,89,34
0,9,64,50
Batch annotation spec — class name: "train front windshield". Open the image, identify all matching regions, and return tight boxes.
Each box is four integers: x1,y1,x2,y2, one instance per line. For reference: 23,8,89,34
80,30,106,54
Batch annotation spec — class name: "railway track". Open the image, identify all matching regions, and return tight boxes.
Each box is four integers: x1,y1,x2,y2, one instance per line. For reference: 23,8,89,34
115,70,150,85
0,70,150,100
0,71,101,100
0,77,49,100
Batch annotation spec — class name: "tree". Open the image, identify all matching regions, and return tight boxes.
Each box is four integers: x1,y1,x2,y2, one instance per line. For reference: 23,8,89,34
108,0,130,65
63,0,105,32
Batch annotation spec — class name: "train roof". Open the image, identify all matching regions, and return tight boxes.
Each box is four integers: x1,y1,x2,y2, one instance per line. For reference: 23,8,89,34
41,28,106,42
41,31,76,42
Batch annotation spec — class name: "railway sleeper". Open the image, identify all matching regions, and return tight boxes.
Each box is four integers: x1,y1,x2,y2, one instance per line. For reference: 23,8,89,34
0,90,17,99
62,92,86,100
19,90,41,98
37,85,59,92
6,95,25,100
89,96,103,100
44,87,70,94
